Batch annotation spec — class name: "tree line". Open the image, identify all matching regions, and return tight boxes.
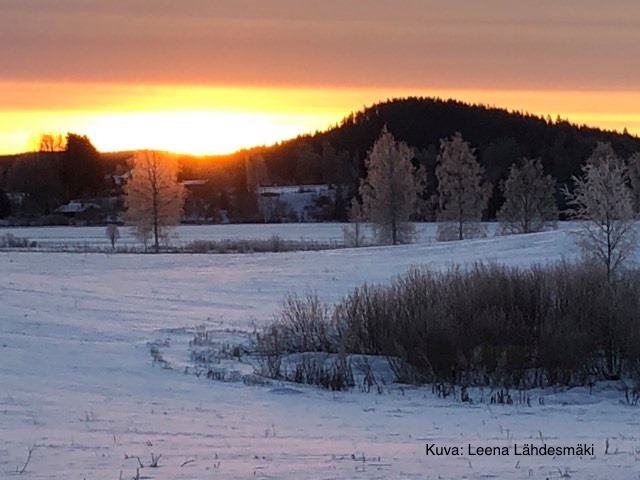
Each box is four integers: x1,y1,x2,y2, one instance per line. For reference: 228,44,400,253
2,97,639,257
0,133,104,217
260,97,640,217
350,127,638,281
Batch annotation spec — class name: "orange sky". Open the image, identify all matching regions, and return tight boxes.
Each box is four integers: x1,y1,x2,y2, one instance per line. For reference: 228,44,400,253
1,1,639,155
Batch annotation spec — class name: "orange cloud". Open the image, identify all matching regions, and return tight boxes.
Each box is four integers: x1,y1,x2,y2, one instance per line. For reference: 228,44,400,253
2,1,639,154
1,1,639,90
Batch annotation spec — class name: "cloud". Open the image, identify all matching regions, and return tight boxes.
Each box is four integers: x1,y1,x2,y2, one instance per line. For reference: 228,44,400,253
0,0,638,90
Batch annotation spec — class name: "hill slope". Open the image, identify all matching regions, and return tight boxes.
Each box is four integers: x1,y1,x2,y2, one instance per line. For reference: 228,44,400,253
261,97,640,215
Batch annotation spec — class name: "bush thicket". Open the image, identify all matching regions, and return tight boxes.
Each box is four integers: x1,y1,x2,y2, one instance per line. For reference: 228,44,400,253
258,262,640,390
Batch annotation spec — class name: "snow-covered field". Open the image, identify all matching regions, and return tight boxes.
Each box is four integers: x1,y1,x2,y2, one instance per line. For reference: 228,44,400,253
2,224,639,479
0,222,505,249
1,224,354,249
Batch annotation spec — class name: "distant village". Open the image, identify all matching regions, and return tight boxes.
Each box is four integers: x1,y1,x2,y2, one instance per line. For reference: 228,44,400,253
0,145,342,227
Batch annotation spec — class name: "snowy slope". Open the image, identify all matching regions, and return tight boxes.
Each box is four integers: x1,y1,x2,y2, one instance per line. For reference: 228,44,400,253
1,226,639,479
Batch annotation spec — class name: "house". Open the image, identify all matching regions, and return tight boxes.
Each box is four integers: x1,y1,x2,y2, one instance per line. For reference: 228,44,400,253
54,201,102,224
256,185,335,222
181,179,220,223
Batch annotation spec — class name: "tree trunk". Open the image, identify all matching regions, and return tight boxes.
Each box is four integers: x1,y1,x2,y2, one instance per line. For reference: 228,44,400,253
392,220,398,245
153,221,159,253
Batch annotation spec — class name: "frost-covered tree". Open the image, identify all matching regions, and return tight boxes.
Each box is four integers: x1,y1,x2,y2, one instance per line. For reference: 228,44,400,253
124,150,185,253
627,152,640,214
436,133,491,241
586,142,618,167
133,223,152,252
342,197,366,247
498,158,558,234
565,149,636,281
359,127,422,245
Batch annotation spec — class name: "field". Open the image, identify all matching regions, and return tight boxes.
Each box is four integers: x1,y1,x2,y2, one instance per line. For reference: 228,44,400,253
1,223,639,479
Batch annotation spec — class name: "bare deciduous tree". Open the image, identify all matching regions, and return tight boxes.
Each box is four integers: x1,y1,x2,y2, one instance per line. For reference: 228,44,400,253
133,223,152,252
124,150,185,253
36,133,65,153
359,127,423,245
498,158,558,234
105,224,120,249
342,197,366,247
436,132,491,241
565,149,636,281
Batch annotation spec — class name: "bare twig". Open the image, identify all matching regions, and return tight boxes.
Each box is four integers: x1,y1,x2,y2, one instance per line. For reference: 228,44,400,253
180,459,195,467
17,444,36,474
149,453,161,468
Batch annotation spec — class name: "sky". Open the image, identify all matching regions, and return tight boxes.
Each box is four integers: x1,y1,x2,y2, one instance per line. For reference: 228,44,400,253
1,0,639,155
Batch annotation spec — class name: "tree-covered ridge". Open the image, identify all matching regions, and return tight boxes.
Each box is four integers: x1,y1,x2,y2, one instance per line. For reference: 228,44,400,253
261,97,640,215
2,96,640,223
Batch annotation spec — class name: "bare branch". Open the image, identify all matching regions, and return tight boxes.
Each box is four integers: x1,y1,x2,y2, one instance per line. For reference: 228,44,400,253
17,444,36,474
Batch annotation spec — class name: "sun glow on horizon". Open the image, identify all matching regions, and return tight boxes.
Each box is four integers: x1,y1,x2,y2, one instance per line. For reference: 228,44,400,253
0,109,343,156
82,111,339,155
2,83,640,156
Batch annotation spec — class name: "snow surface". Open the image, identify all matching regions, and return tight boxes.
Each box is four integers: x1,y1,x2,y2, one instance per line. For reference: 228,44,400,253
1,223,353,249
2,224,639,479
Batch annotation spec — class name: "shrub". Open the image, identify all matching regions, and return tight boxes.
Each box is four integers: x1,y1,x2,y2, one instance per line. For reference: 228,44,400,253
183,236,344,254
0,233,35,248
261,261,640,389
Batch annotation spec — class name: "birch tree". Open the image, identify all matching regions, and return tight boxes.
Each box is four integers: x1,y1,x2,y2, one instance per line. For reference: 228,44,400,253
498,158,558,234
565,149,636,281
124,150,185,252
436,132,491,241
359,127,422,245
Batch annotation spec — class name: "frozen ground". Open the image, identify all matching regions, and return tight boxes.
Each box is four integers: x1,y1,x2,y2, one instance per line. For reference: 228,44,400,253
0,222,508,249
0,223,354,249
1,224,639,479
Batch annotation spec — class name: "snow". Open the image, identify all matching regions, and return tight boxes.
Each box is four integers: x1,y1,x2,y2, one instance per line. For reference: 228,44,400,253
257,185,331,196
54,201,100,214
1,223,352,249
1,224,639,479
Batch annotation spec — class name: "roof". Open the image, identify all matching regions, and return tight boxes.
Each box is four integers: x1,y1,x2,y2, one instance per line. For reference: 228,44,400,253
182,180,209,187
257,184,330,195
55,201,100,214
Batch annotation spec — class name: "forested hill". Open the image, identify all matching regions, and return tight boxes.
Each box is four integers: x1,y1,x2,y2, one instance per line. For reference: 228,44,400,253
262,97,640,191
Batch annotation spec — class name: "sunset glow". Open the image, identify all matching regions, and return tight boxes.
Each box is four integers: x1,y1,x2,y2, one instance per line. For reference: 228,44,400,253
2,0,640,155
2,84,640,155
